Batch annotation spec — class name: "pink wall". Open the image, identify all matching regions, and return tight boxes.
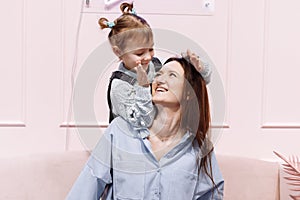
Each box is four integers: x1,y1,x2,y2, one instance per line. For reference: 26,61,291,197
0,0,299,160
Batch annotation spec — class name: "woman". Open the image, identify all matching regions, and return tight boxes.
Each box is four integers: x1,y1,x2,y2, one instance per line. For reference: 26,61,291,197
66,56,224,200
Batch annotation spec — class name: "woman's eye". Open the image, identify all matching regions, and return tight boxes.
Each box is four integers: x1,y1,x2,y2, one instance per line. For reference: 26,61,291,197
155,73,162,77
170,73,177,77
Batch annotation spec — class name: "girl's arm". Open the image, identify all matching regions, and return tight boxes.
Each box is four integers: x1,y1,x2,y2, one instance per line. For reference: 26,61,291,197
183,49,212,85
110,79,155,128
198,60,212,85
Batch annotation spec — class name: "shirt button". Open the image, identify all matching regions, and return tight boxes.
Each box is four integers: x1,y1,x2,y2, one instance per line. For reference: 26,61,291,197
140,121,145,126
157,169,160,173
154,191,160,196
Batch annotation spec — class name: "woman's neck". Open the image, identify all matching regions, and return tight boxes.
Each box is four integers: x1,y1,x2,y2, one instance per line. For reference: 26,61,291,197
150,105,184,140
148,105,185,161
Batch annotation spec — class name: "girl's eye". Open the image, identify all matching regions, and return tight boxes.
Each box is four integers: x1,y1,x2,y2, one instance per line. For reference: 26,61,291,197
136,53,143,56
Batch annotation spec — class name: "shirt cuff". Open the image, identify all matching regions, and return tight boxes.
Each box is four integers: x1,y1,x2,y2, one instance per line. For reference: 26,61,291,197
135,85,152,100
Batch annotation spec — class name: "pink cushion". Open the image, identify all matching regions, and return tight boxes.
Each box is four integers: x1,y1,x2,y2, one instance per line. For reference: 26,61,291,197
0,151,89,200
217,155,280,200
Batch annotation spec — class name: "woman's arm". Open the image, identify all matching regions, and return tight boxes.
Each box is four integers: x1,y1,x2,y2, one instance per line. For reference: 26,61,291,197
65,161,109,200
194,152,224,200
66,131,113,200
195,180,224,200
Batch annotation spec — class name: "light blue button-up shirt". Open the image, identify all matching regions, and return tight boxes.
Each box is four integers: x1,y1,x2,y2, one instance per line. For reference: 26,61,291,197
66,117,224,200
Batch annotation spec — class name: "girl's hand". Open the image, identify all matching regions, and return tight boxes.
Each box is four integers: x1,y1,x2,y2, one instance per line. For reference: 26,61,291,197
183,49,203,73
136,61,150,87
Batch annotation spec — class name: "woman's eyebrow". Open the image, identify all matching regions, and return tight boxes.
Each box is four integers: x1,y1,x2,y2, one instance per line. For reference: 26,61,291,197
165,69,180,75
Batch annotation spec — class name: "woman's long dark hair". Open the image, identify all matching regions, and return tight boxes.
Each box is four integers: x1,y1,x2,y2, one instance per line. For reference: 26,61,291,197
164,57,216,192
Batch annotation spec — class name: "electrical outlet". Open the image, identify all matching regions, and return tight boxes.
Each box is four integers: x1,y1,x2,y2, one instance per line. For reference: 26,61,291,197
202,0,215,14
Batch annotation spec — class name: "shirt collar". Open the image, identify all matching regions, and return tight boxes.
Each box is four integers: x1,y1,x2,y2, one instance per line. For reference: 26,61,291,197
118,62,137,78
118,62,152,77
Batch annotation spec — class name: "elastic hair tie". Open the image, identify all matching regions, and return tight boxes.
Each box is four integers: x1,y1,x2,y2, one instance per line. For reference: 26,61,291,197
105,21,115,28
129,8,137,15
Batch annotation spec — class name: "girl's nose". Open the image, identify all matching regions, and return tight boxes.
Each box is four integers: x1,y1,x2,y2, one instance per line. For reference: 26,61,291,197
143,51,152,61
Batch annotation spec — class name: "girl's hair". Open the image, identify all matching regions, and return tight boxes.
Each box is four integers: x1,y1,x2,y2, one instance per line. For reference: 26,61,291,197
98,2,153,53
164,57,218,195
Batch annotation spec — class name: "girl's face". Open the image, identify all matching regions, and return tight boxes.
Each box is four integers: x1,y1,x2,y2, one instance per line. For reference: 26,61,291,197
152,61,185,107
119,39,154,71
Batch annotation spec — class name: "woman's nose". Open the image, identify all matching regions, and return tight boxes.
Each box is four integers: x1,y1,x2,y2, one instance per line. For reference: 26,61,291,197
154,74,166,84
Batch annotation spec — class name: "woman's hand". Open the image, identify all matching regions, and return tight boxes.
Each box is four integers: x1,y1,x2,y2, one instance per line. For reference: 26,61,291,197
136,61,150,87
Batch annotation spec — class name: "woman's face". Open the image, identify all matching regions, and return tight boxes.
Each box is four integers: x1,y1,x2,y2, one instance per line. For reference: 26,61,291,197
152,61,185,107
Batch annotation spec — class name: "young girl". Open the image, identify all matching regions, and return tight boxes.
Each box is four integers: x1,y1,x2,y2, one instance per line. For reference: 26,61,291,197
99,2,212,128
66,56,223,200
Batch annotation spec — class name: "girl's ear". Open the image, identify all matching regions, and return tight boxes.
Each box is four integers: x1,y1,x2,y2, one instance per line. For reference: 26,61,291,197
112,46,122,57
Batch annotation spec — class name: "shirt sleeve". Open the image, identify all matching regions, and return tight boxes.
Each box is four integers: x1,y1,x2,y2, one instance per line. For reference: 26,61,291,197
65,162,107,199
66,132,113,200
199,60,212,85
194,152,224,200
110,78,156,128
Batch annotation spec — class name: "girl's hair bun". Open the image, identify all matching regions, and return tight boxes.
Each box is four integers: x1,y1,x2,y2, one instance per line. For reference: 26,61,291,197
98,17,109,29
120,2,134,14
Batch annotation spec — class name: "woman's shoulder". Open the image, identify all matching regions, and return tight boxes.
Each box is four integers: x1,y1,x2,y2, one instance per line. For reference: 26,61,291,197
110,116,128,126
108,116,137,136
94,117,137,150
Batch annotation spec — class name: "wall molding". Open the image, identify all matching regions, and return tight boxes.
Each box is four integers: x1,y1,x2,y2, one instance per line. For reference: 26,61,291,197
0,0,27,126
261,123,300,129
261,0,270,128
82,0,216,16
21,0,27,126
60,122,230,129
60,122,107,128
261,0,300,128
223,0,232,129
0,122,26,127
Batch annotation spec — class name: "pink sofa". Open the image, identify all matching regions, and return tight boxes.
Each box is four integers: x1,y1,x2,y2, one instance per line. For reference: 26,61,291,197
0,151,280,200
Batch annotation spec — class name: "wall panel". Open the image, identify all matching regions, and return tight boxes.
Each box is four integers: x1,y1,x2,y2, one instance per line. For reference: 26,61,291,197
0,0,25,127
0,0,67,157
262,0,300,128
